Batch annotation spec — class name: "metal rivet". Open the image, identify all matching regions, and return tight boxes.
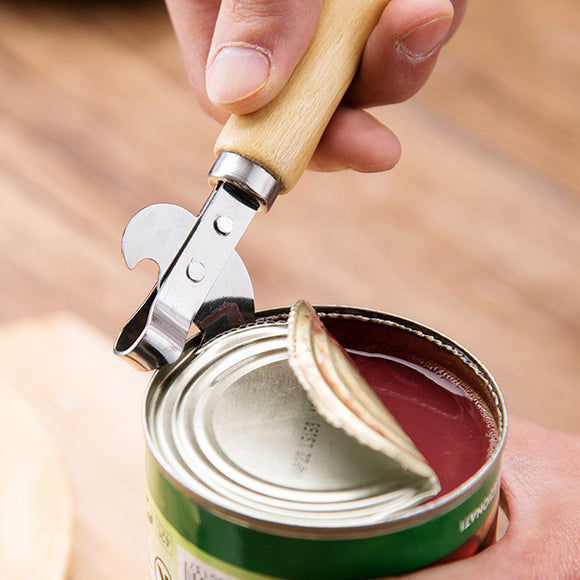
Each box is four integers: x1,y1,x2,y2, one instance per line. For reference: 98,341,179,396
214,215,234,236
187,260,206,283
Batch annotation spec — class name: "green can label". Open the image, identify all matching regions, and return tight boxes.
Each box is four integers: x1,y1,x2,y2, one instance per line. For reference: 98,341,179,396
147,490,281,580
147,461,500,580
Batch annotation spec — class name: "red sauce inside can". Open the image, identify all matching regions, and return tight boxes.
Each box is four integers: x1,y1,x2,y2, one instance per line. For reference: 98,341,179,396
350,351,497,497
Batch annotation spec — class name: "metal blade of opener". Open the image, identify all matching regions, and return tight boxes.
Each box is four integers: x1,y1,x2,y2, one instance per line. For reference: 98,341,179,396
115,153,282,371
114,185,257,371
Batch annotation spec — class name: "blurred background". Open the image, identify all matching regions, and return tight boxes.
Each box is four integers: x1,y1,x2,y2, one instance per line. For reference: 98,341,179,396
0,0,578,577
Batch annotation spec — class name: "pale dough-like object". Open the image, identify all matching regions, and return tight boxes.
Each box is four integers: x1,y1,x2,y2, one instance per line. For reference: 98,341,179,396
0,379,73,579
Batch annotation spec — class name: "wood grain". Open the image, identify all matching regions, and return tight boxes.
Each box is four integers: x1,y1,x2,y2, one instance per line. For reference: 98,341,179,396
0,0,577,433
0,0,577,420
0,1,578,575
216,0,389,191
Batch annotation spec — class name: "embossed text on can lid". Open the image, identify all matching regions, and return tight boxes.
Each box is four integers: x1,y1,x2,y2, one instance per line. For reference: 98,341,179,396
288,299,440,486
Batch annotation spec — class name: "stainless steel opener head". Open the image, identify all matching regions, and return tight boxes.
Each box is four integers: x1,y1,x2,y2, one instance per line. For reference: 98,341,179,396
114,153,282,371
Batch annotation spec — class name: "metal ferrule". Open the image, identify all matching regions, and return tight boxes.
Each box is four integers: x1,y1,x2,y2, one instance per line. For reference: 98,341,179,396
209,152,283,212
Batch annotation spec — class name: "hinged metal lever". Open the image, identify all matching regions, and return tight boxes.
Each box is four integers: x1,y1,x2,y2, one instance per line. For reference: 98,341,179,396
114,195,255,371
114,153,282,370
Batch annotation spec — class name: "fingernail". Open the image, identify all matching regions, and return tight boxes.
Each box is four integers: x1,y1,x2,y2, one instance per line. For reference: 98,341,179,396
207,45,271,104
399,17,452,59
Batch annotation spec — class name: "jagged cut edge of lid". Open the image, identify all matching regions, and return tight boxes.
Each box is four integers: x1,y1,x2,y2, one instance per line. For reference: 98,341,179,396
288,300,440,487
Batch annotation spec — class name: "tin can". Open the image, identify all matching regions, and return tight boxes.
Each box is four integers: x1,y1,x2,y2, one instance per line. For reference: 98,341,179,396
145,305,507,580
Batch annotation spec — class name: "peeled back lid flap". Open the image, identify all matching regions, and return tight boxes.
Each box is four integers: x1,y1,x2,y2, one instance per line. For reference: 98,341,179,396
288,300,440,492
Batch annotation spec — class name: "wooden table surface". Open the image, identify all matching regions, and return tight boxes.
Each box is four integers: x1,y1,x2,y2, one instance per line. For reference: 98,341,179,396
0,0,578,578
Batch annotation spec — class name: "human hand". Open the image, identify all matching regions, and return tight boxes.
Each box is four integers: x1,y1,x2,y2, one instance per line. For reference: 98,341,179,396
164,0,467,174
387,415,580,579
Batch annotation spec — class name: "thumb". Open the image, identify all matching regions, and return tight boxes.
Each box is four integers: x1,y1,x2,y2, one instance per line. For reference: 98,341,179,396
206,0,322,114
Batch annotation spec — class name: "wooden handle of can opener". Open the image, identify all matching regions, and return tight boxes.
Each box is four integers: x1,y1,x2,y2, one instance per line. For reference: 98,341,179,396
214,0,389,193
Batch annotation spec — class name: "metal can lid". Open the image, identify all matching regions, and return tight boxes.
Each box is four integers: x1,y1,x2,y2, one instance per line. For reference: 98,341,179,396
288,300,439,483
146,303,442,529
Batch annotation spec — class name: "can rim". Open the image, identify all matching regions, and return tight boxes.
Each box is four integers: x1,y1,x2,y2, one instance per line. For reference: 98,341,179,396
144,304,507,539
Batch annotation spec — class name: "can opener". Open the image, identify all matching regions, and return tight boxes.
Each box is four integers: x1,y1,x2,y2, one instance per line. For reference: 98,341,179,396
115,0,389,371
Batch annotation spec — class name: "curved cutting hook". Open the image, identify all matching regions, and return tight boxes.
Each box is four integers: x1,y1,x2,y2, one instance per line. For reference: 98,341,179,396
114,200,255,371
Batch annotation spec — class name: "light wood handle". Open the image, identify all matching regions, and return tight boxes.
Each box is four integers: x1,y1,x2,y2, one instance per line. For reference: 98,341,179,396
214,0,389,193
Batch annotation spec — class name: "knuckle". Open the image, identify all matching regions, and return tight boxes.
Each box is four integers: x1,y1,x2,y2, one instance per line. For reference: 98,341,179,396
226,0,315,27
